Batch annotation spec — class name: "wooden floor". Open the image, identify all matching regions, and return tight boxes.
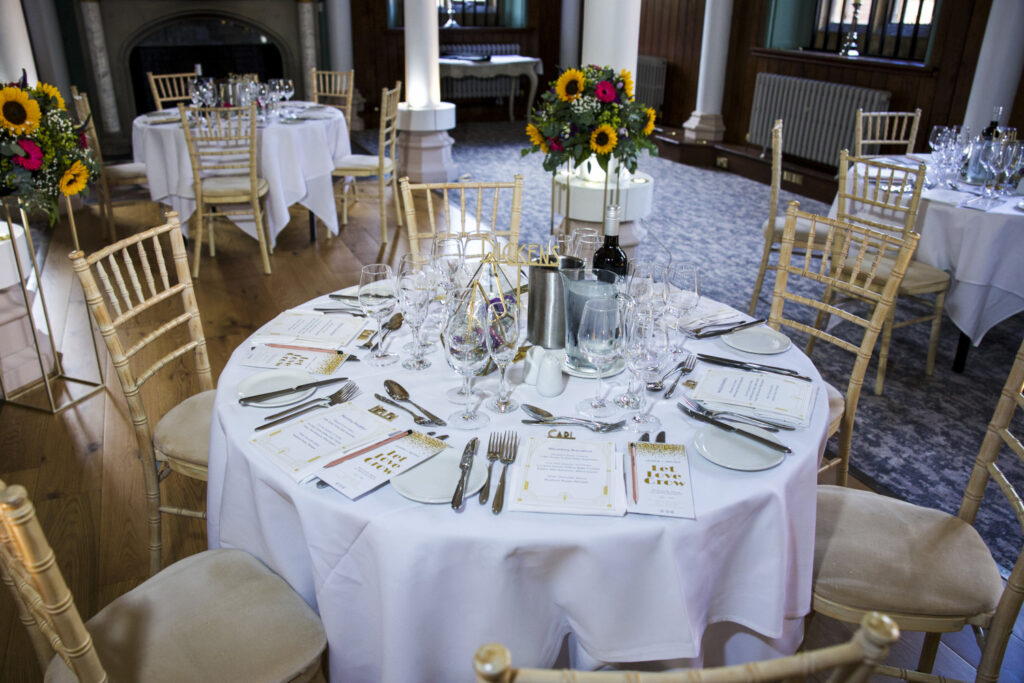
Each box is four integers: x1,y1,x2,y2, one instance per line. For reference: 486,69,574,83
0,194,1020,681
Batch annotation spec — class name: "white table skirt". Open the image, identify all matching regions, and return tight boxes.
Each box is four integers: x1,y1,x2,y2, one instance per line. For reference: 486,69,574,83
207,294,828,682
829,157,1024,345
132,103,351,246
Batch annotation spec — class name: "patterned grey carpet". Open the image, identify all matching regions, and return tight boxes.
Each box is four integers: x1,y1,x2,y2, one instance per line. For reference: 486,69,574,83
358,121,1024,570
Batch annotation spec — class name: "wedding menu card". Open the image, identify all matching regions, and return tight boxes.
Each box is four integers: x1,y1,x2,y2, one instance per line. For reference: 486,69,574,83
241,345,351,376
508,437,626,517
626,442,695,519
250,402,393,483
316,432,448,499
250,310,365,351
692,367,816,427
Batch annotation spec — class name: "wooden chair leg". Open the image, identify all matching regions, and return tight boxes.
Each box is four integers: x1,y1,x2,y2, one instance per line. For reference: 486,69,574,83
917,632,941,673
926,290,945,375
309,210,317,243
378,174,387,244
208,217,216,257
874,306,896,395
749,239,775,316
342,181,350,226
391,173,403,228
191,210,204,279
253,198,272,275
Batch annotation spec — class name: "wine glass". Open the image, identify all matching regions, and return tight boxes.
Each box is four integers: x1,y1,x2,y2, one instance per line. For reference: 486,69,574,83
444,290,490,429
432,235,464,292
575,298,624,419
358,264,399,367
281,78,295,102
926,126,950,188
979,141,1007,201
397,257,434,371
619,309,669,432
575,233,601,271
485,300,520,414
666,264,700,354
998,142,1023,198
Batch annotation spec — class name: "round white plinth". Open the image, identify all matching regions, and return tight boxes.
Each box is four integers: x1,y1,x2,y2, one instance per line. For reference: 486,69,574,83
553,171,654,223
396,102,457,132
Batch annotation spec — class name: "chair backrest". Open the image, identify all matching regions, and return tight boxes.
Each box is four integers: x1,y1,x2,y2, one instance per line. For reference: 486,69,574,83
147,70,197,111
399,175,524,258
0,481,107,681
69,214,212,573
378,82,402,173
473,612,899,682
178,103,260,192
766,118,783,229
311,68,354,123
854,108,921,156
958,336,1024,681
836,149,924,242
769,202,918,483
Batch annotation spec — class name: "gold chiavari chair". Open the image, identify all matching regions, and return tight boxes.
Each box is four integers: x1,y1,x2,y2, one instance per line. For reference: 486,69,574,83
812,336,1024,681
332,82,403,244
812,150,945,395
311,67,355,124
70,87,150,242
0,480,327,682
854,108,922,157
769,202,919,486
399,175,524,258
146,70,198,111
70,213,214,575
178,103,272,277
473,613,900,683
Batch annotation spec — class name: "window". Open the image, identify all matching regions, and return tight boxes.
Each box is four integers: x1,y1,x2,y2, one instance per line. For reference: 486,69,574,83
387,0,527,29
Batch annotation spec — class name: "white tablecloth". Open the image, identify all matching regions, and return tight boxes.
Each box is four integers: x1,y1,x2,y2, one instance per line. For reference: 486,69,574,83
207,295,828,682
830,156,1024,344
132,103,351,246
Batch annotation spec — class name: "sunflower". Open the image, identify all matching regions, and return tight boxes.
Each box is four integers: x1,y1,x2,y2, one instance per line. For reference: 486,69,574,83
643,107,656,136
526,122,545,148
59,161,90,196
555,68,586,102
35,82,65,110
590,124,618,155
0,87,41,135
620,69,634,101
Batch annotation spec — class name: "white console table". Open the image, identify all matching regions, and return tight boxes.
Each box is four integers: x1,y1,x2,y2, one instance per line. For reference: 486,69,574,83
439,55,543,121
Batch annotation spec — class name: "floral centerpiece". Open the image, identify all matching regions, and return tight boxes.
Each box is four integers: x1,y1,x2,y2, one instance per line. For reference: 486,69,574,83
523,64,658,174
1,71,98,224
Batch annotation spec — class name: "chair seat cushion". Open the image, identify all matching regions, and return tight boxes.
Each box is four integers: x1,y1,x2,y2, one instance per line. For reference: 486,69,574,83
152,390,216,467
333,154,393,174
762,214,817,242
200,175,269,198
842,253,950,293
105,162,149,183
826,382,844,437
45,549,326,683
814,486,1003,618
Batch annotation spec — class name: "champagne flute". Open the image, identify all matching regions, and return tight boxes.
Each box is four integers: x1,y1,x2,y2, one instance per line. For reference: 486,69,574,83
358,264,399,367
432,235,464,292
666,264,700,354
575,298,624,419
444,291,490,429
485,300,520,414
397,258,433,371
619,309,669,432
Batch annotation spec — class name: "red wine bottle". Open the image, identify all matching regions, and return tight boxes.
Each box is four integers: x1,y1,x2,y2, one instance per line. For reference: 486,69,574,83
592,204,628,277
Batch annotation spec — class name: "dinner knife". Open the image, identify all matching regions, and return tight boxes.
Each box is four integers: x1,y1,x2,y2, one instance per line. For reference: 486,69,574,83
313,307,366,316
677,403,792,454
697,354,813,382
329,293,360,301
451,437,479,509
238,376,349,405
694,318,766,339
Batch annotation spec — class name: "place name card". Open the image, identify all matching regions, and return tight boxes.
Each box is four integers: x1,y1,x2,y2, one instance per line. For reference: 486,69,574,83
316,431,447,500
250,310,365,350
626,442,695,520
508,437,626,517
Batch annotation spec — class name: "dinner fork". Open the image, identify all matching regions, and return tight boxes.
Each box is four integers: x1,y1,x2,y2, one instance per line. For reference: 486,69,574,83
479,433,502,505
662,353,697,399
255,382,360,431
491,432,520,515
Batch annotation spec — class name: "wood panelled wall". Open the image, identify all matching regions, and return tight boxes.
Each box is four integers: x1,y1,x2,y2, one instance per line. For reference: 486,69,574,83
636,0,706,128
349,0,562,122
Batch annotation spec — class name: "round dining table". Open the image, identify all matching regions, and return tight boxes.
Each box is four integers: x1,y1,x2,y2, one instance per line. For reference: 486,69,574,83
132,102,351,245
207,291,829,682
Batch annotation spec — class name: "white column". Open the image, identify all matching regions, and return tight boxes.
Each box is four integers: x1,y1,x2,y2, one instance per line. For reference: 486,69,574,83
963,0,1024,134
79,0,120,133
402,0,441,108
297,0,318,100
0,0,38,84
559,0,582,69
580,0,641,81
325,0,354,72
683,0,734,142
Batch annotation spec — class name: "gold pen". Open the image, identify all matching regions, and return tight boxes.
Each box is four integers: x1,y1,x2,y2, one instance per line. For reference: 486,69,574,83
629,442,639,504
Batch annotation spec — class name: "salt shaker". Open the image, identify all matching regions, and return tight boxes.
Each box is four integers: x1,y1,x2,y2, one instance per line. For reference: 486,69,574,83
536,353,565,397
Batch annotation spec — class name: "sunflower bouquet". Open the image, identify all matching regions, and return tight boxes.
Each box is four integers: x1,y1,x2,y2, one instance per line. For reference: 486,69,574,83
1,71,98,223
523,64,657,174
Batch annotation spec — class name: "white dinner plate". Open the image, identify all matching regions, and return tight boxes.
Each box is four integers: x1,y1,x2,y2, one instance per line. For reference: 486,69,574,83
722,326,792,355
237,369,316,408
693,424,786,471
391,448,486,504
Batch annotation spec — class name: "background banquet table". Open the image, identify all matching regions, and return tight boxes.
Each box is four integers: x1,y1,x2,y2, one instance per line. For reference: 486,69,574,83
830,155,1024,346
132,103,351,245
207,293,829,682
439,55,543,121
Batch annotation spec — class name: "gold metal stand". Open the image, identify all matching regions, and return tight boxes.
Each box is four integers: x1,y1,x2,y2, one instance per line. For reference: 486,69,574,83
0,198,104,413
